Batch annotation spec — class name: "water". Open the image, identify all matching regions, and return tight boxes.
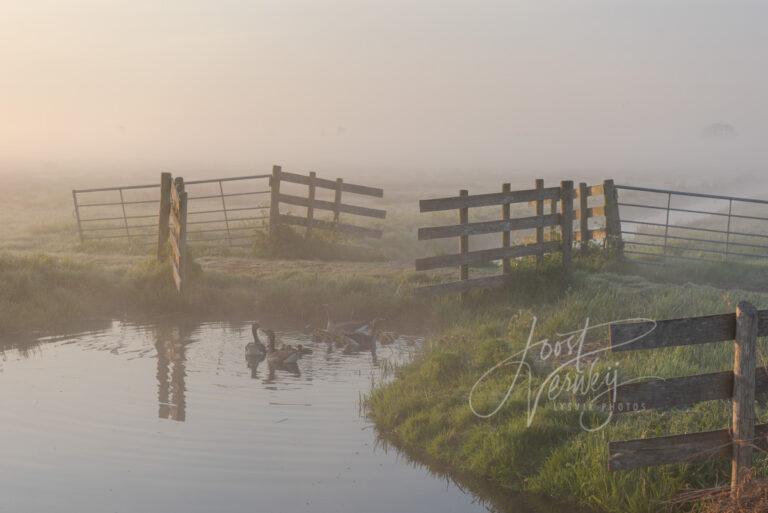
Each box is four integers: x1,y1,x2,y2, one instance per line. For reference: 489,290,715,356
0,320,573,513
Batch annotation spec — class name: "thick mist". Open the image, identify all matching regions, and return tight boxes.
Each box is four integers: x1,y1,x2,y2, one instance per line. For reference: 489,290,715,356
2,0,767,186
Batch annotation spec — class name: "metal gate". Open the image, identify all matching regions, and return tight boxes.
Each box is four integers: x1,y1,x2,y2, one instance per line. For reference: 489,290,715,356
72,174,270,248
616,185,768,265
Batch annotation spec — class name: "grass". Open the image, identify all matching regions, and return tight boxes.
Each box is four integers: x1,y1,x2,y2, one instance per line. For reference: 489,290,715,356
367,258,768,513
0,250,433,338
252,224,387,262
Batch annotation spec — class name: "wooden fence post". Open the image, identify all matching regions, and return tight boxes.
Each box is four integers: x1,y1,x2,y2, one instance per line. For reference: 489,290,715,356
536,179,544,265
603,179,623,258
502,183,511,275
459,189,469,302
72,190,84,243
218,180,232,246
560,181,574,276
579,182,589,255
333,178,343,222
305,171,316,238
173,177,189,294
157,172,172,260
731,300,758,498
269,165,282,237
550,190,558,241
119,189,130,238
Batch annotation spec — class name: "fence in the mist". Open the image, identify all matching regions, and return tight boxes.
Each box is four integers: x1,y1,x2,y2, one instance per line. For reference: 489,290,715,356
160,176,189,293
616,185,768,265
413,179,622,297
608,301,767,499
269,165,386,239
72,174,271,248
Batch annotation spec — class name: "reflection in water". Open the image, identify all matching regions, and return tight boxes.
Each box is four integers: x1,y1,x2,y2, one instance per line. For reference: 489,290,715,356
0,320,586,513
246,354,265,379
265,361,301,383
154,325,188,422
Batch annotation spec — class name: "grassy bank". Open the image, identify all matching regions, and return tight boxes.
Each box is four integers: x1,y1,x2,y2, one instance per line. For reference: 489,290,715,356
0,251,433,336
367,262,768,513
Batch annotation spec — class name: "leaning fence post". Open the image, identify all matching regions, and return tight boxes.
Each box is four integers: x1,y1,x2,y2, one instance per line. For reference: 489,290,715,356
731,300,758,498
157,172,172,260
218,180,232,246
560,181,574,276
72,190,84,243
502,183,511,275
269,165,282,236
603,179,623,258
536,179,544,265
306,171,316,238
459,189,469,302
579,182,589,255
174,177,189,294
333,178,343,222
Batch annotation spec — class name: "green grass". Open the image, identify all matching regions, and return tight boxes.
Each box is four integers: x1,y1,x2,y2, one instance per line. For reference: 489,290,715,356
0,251,432,337
252,224,387,262
367,260,768,513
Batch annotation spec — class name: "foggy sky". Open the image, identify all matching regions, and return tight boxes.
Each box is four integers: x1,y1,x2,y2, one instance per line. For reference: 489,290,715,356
2,0,767,178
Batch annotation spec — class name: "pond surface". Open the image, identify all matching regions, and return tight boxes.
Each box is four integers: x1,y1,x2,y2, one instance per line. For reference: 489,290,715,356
0,320,573,513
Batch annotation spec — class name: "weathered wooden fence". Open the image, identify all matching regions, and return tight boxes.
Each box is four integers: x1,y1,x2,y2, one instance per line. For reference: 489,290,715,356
414,179,621,297
269,165,386,239
161,176,189,293
609,301,767,498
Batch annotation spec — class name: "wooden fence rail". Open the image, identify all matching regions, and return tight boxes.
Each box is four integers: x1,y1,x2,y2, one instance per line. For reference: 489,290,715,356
414,179,621,297
269,165,386,239
608,301,767,498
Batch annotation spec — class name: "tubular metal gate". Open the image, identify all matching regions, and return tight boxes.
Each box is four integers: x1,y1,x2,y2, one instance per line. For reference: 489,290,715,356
616,185,768,265
72,174,270,248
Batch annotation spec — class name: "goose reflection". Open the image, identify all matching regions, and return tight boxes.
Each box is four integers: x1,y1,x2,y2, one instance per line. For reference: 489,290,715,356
246,354,266,378
265,361,301,383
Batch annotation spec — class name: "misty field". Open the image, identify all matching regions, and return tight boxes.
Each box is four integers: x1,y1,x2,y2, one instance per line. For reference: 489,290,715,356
4,172,768,513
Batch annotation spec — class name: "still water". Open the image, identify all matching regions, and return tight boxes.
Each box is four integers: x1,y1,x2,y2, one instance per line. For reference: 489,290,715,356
0,321,571,513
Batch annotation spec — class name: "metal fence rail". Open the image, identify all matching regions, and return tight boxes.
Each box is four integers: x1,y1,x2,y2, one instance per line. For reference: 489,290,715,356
615,184,768,265
73,174,270,248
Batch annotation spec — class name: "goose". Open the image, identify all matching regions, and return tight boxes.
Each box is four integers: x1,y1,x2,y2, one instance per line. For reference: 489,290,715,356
312,328,335,344
266,330,301,365
246,322,268,358
295,344,313,355
341,335,360,355
322,304,368,335
280,343,313,355
345,318,385,350
247,354,265,378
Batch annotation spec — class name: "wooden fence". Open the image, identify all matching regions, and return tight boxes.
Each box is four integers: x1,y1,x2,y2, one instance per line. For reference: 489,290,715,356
414,179,622,297
609,301,767,498
269,165,386,239
158,176,189,293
